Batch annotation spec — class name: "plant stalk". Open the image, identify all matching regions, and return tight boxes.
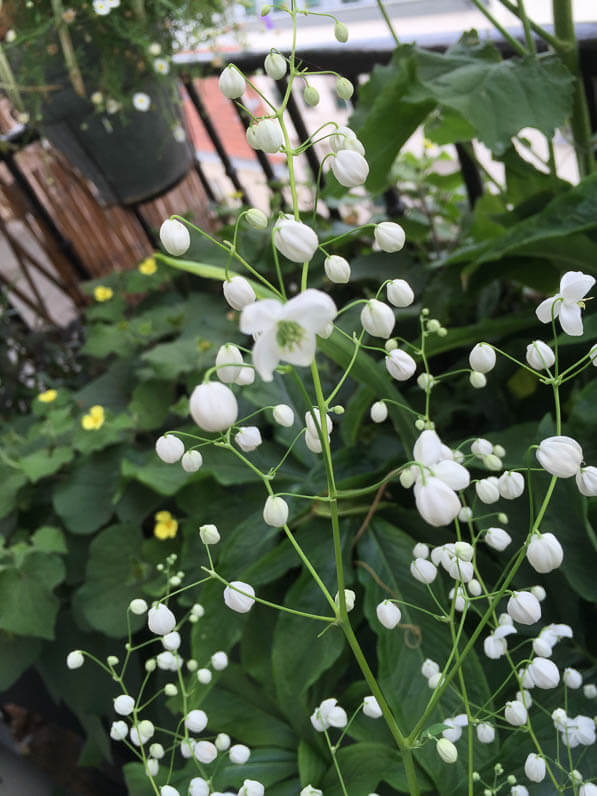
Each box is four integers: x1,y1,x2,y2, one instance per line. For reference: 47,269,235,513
51,0,85,96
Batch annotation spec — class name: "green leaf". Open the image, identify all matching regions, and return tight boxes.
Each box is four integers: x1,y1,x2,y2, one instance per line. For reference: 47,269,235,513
122,450,192,496
82,322,138,358
31,525,67,554
321,742,417,795
216,747,297,792
0,552,65,639
74,358,137,412
139,336,208,381
19,446,74,483
0,466,27,519
129,379,175,430
0,633,42,689
298,739,327,789
424,106,476,145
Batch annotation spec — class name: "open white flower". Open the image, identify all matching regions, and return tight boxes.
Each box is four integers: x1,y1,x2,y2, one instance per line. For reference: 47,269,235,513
410,430,470,527
536,271,595,336
240,289,336,381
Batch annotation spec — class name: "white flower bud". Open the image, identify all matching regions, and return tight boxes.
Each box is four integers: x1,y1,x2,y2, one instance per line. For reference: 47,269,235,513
583,684,597,698
219,65,246,99
145,658,157,672
483,527,511,551
159,219,190,257
469,343,496,373
155,434,185,463
335,589,355,612
239,779,265,796
264,52,286,79
483,634,507,660
533,637,553,657
458,506,472,522
454,541,474,562
199,524,220,545
511,787,530,796
303,85,320,106
428,672,442,688
224,580,256,613
273,216,319,263
324,255,351,284
385,278,414,308
576,466,597,496
436,738,458,764
197,668,212,684
194,740,217,764
216,344,243,384
236,367,255,388
531,586,547,603
180,738,195,758
526,532,564,573
336,77,354,100
190,382,238,433
516,689,533,708
421,659,440,679
476,477,500,504
300,788,323,796
334,21,349,42
329,125,364,155
129,598,148,615
363,696,382,719
376,600,401,629
590,343,597,366
374,222,406,253
361,299,395,338
263,495,289,527
476,722,495,743
181,450,203,473
114,695,135,715
253,118,284,153
385,349,416,381
412,543,429,559
449,586,467,612
529,657,560,689
148,604,176,635
149,743,165,760
410,557,437,584
215,733,231,751
272,404,294,427
536,435,583,478
185,709,208,733
331,150,369,188
189,778,210,796
245,208,268,230
223,276,256,311
370,401,388,423
164,683,177,696
110,720,128,740
162,631,181,651
507,591,541,625
468,579,482,597
234,426,263,453
505,700,527,726
66,650,84,669
524,753,546,783
564,668,583,689
415,478,461,528
229,744,251,764
526,340,555,370
498,471,524,499
469,371,487,389
483,453,502,471
471,438,492,456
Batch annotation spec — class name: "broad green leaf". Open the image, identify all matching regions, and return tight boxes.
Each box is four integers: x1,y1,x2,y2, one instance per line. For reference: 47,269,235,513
139,336,209,381
424,106,476,145
0,552,65,639
298,739,327,788
0,466,27,519
321,742,423,795
73,412,136,455
31,526,67,554
82,322,139,358
0,633,42,689
19,446,74,483
74,358,137,411
129,379,175,430
425,312,536,358
216,747,297,791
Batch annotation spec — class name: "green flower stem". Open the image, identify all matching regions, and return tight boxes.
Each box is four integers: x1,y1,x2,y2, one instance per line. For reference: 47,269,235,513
375,0,400,46
517,0,536,53
469,0,527,56
326,331,365,404
51,0,86,96
324,728,349,796
495,0,561,49
0,46,24,112
270,226,287,298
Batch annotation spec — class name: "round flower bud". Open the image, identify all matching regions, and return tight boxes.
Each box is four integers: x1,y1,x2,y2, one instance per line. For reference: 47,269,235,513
189,778,210,796
162,631,181,651
253,118,284,153
197,668,212,684
190,382,238,433
239,780,265,796
385,349,416,381
410,558,437,584
484,527,511,551
363,696,382,719
498,471,524,499
529,657,560,689
580,784,597,796
224,580,256,613
576,466,597,496
180,738,195,758
563,668,583,689
219,65,246,99
199,524,220,545
185,709,208,734
335,588,355,612
114,695,135,716
469,343,496,373
524,753,546,783
376,600,401,629
194,740,217,764
263,495,289,527
235,426,263,453
211,733,230,752
300,788,323,796
583,684,597,698
223,276,256,311
374,222,406,253
273,403,294,427
303,85,320,106
436,738,458,764
110,720,128,740
336,76,354,100
536,435,583,478
413,543,429,559
511,787,530,796
476,722,495,744
264,52,286,79
324,255,351,284
476,477,500,504
454,541,473,562
245,208,268,231
526,340,555,371
483,634,507,660
129,598,148,615
387,279,414,308
370,401,388,423
428,672,442,689
469,371,487,388
526,532,564,573
273,216,319,263
148,604,176,635
181,450,203,473
334,21,349,42
229,744,251,764
155,434,185,464
159,219,190,256
458,507,473,523
507,591,541,625
421,659,439,679
164,683,177,696
504,700,527,726
211,651,228,670
66,650,84,669
331,150,369,188
533,637,553,658
216,344,243,384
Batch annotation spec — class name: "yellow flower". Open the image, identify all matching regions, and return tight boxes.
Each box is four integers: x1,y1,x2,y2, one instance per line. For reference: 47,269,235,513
139,257,157,275
154,510,178,540
38,389,58,403
94,285,113,302
81,405,105,430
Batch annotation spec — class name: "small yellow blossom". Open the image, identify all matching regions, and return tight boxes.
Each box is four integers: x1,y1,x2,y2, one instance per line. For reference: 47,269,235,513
139,257,157,275
94,285,113,302
81,405,105,430
38,389,58,403
154,510,178,540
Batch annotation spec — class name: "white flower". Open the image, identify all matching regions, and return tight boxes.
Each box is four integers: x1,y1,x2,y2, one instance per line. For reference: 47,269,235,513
110,720,128,740
475,477,500,504
324,255,351,284
387,279,414,308
197,669,212,684
182,450,203,472
263,495,289,527
132,92,151,111
310,698,347,732
93,0,111,14
537,435,583,478
300,788,323,796
468,579,481,596
476,723,495,743
385,349,416,381
511,787,530,796
498,471,525,499
469,343,496,373
224,581,256,613
162,631,181,651
536,271,595,336
363,696,383,718
449,586,467,611
149,743,165,760
529,657,560,689
524,753,546,783
504,700,527,726
584,684,597,698
159,218,190,256
189,779,210,796
507,591,541,625
436,738,458,764
374,222,405,253
273,217,319,263
66,650,84,669
410,430,469,527
190,382,238,432
216,344,243,384
370,401,388,423
153,58,170,75
413,542,429,559
580,785,597,796
483,634,507,660
223,276,256,311
240,289,336,381
335,589,355,612
561,714,596,747
215,733,230,750
155,434,184,463
239,779,265,796
526,532,563,573
211,651,228,670
305,408,333,439
185,709,208,733
526,340,555,370
469,371,487,388
149,42,161,55
199,524,220,545
410,557,437,583
234,426,263,453
329,126,364,155
442,714,468,743
219,65,246,99
361,299,395,338
148,604,176,635
194,741,218,764
376,600,401,629
252,118,284,153
229,744,251,764
131,719,155,745
563,668,583,689
273,404,294,426
264,52,287,79
421,659,439,679
483,527,512,551
576,466,597,496
330,150,369,187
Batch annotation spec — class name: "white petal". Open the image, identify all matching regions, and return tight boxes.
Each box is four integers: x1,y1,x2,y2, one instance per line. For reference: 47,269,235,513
252,327,281,381
283,289,337,335
559,301,583,336
536,295,560,324
240,299,283,335
433,460,470,491
280,330,317,367
413,430,443,466
414,478,461,527
560,271,595,301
